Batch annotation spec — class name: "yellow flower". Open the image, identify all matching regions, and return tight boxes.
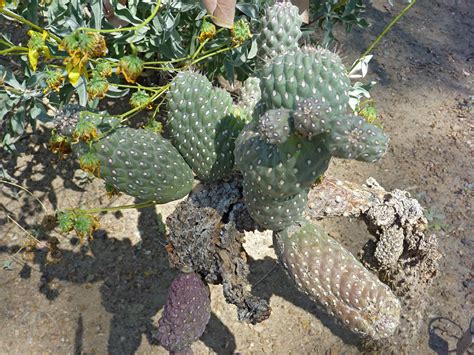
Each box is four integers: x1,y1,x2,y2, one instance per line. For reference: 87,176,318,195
45,69,65,92
64,54,88,85
27,30,51,72
118,55,144,83
28,49,40,71
198,19,217,42
0,0,5,9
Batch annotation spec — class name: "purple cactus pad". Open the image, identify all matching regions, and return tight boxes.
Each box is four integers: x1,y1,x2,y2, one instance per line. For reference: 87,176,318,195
157,273,211,353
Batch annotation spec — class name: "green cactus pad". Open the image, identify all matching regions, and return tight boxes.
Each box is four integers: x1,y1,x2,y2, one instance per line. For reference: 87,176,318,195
243,183,308,231
257,2,302,60
260,47,350,111
325,116,389,162
239,77,262,119
293,97,334,138
235,121,330,199
258,108,292,144
167,72,244,182
93,127,194,203
275,221,401,339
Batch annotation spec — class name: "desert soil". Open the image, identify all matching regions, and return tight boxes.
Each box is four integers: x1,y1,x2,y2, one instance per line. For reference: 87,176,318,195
1,0,473,354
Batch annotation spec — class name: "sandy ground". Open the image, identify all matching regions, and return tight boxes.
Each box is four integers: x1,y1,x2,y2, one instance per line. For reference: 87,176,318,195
1,0,473,354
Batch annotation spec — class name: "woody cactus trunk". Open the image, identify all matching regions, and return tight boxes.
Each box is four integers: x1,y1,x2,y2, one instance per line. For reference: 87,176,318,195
57,2,439,352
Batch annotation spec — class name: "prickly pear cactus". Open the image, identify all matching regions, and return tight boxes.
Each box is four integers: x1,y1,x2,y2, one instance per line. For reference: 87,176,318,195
258,108,292,144
54,1,400,345
324,115,389,162
274,221,401,339
243,185,308,230
235,121,331,200
257,2,302,60
157,273,211,353
293,97,333,138
93,127,194,203
239,77,262,119
167,72,245,182
260,47,351,112
235,42,389,231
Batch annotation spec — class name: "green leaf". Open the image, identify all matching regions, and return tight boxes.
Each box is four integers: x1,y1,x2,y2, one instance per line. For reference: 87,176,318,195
57,211,74,233
0,65,23,90
114,4,143,25
2,132,15,152
2,260,13,271
236,3,259,18
75,77,88,107
105,85,129,98
90,0,103,30
342,0,358,17
247,40,258,59
11,108,26,135
29,105,43,120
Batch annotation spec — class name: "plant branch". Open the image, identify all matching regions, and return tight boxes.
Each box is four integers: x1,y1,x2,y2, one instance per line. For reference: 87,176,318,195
0,8,62,42
76,0,162,34
351,0,417,71
0,179,48,213
65,200,157,214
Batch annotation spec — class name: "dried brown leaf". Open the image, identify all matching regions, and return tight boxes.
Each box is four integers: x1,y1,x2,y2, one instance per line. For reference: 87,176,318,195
291,0,310,23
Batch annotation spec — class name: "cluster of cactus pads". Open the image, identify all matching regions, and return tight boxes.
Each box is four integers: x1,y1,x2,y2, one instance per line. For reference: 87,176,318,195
55,2,400,349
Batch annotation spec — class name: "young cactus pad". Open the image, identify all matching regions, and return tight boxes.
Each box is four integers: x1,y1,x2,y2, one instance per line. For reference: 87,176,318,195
324,115,389,162
258,108,292,145
157,273,211,353
234,121,331,200
93,127,194,203
257,2,302,60
167,72,244,182
243,184,308,231
293,97,333,138
239,76,262,119
260,47,351,112
274,221,401,339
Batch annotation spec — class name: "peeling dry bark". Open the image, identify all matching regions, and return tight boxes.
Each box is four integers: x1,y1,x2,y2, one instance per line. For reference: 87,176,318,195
306,176,440,293
166,179,271,324
165,175,440,339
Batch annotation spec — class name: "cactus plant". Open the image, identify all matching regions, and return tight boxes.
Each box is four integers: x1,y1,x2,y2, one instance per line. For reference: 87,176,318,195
259,47,351,112
257,108,292,145
274,221,401,339
293,97,333,138
235,120,331,201
54,108,194,203
54,1,398,344
92,127,194,203
324,115,389,162
157,273,211,353
256,2,303,60
167,72,245,182
243,184,308,230
238,76,262,120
